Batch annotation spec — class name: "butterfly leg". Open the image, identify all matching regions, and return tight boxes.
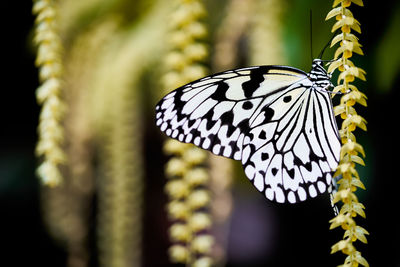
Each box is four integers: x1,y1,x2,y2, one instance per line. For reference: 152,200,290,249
316,84,350,95
328,175,340,216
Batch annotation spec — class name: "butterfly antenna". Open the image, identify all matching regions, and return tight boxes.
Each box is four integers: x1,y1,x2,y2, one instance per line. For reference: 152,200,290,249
318,30,339,60
309,10,313,62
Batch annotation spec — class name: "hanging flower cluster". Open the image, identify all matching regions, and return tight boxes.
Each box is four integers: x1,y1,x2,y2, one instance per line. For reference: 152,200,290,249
162,1,214,266
33,0,67,186
326,0,369,266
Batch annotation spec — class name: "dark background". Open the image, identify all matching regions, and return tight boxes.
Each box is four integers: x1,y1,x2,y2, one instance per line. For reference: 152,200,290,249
2,1,399,266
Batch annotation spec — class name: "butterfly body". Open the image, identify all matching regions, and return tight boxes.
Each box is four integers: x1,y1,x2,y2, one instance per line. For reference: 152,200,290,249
156,59,340,205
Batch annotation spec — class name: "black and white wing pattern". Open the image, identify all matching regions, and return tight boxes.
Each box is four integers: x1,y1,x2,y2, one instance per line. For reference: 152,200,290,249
155,60,341,204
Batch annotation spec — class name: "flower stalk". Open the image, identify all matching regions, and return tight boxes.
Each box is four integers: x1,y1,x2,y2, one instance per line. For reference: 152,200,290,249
162,0,213,266
33,0,67,186
326,0,369,266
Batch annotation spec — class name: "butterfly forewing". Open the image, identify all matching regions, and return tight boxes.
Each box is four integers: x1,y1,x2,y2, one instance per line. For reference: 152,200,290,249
155,62,341,205
156,66,306,158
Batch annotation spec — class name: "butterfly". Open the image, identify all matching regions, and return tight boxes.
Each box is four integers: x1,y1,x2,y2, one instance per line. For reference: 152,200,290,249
155,59,341,206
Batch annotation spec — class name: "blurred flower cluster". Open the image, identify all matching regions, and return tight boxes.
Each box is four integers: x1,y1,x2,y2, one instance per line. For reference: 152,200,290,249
33,0,67,186
162,1,214,266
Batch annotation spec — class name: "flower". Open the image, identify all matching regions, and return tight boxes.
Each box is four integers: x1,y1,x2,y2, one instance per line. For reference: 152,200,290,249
33,0,66,186
326,0,369,266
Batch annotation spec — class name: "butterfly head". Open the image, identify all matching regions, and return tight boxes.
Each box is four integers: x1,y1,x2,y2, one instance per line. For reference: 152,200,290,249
309,59,334,90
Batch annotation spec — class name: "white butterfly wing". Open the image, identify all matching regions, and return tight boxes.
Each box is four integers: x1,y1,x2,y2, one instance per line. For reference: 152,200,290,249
241,83,341,203
156,66,306,160
155,65,340,204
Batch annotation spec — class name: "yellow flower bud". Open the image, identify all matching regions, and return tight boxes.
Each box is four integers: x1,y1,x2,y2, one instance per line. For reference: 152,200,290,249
186,22,207,39
348,123,356,131
165,180,189,199
343,50,353,59
162,71,184,90
192,256,213,267
165,157,188,177
184,43,208,62
168,201,189,220
187,189,210,209
183,147,207,165
163,139,191,155
169,245,189,262
191,235,214,254
345,74,355,82
185,168,209,186
36,161,62,186
182,64,207,82
171,6,195,27
341,222,351,230
188,212,212,232
343,0,352,8
169,31,190,48
187,1,207,19
341,25,351,33
165,51,187,70
170,223,191,242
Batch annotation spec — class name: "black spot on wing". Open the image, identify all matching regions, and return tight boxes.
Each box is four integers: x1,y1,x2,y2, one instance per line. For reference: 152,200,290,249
190,128,201,139
293,152,313,172
188,119,196,128
258,130,267,140
242,67,269,98
229,140,241,157
261,152,269,161
210,81,229,101
168,89,186,123
246,132,254,141
220,111,234,125
309,150,320,162
287,168,295,178
304,161,312,172
208,133,221,146
237,119,250,133
283,95,292,103
242,101,253,110
261,106,274,123
220,111,236,137
204,109,216,130
293,155,303,166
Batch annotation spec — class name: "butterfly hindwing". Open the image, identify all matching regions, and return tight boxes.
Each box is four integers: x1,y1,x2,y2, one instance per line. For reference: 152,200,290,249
156,61,341,204
241,84,341,203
